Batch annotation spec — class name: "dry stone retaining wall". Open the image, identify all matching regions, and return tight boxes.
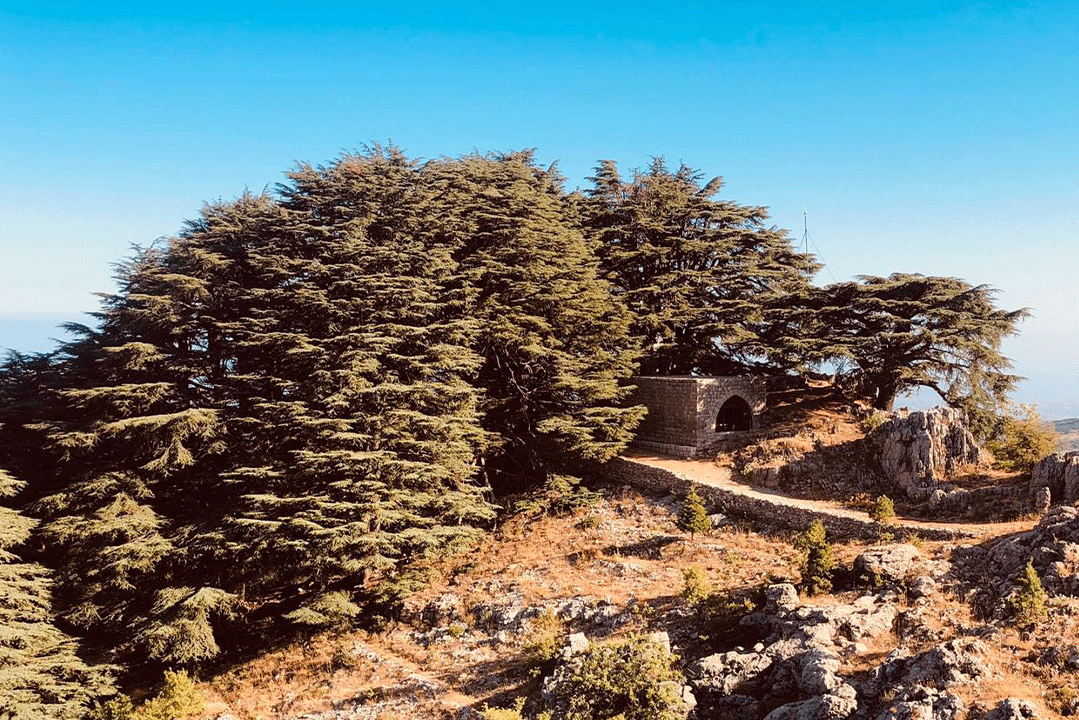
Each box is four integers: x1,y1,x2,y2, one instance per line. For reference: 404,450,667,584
605,456,970,541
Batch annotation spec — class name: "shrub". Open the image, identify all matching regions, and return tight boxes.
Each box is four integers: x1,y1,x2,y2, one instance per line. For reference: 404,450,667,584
89,697,134,720
90,671,204,720
680,566,711,606
136,670,204,720
542,635,686,720
860,410,887,433
1007,560,1048,623
516,474,600,518
986,405,1058,472
522,609,565,675
482,698,531,720
870,495,896,524
677,486,710,538
794,520,834,596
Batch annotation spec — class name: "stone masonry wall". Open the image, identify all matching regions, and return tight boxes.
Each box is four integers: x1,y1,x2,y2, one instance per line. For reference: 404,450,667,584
629,376,767,457
605,456,970,541
629,377,699,457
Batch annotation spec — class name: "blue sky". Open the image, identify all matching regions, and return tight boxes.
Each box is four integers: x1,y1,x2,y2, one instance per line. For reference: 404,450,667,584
2,1,1077,415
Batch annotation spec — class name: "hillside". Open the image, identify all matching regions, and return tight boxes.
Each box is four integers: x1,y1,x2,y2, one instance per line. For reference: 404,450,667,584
1053,418,1079,451
190,481,1078,720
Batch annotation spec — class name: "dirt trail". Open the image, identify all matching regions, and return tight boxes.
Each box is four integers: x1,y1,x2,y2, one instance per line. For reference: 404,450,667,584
627,452,1035,541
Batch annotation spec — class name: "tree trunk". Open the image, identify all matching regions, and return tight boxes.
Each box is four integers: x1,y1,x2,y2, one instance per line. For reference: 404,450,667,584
873,383,898,411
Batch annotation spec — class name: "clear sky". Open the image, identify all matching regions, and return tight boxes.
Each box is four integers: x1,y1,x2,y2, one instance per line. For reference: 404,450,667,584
2,1,1076,415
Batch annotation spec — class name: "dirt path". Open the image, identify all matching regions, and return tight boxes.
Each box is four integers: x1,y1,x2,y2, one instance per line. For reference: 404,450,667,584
626,452,1035,541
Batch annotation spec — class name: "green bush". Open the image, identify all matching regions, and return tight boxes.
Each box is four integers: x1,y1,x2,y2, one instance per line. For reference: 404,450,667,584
680,566,711,606
986,406,1058,472
794,520,834,596
89,671,204,720
677,486,710,538
1007,560,1048,623
542,635,686,720
870,495,895,524
89,697,134,720
522,609,566,675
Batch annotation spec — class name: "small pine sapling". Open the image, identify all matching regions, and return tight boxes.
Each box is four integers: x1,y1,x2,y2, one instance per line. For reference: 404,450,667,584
794,520,834,596
677,486,710,538
1008,559,1048,623
870,495,895,524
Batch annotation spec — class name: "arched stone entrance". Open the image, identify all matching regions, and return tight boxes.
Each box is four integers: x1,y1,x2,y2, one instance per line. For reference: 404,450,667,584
715,395,753,432
627,375,767,457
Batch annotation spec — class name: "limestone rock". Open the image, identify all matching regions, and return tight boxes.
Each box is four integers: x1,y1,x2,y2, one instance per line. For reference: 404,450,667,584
763,694,858,720
873,685,965,720
564,632,589,657
876,639,989,690
983,698,1043,720
984,505,1079,603
874,407,984,500
855,545,921,583
1030,450,1079,503
1033,485,1051,515
766,583,801,613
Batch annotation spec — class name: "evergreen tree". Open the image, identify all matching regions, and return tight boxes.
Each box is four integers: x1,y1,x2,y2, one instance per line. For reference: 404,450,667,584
583,158,819,375
0,466,114,719
426,152,644,490
1008,559,1047,623
223,146,496,621
795,520,834,596
802,274,1028,428
24,236,237,663
677,486,710,537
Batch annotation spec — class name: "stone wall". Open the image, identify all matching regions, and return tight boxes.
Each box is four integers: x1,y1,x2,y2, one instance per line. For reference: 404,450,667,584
629,376,768,458
604,456,971,541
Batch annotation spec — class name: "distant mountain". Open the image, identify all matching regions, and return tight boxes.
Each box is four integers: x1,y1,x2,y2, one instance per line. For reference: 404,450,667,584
1053,418,1079,433
1053,418,1079,451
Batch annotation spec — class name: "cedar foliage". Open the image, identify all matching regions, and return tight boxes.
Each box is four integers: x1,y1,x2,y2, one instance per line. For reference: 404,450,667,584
795,520,834,596
583,158,819,375
801,274,1028,425
0,144,1031,694
1008,560,1048,623
427,152,644,489
0,146,642,677
986,406,1058,472
0,466,114,719
677,486,710,538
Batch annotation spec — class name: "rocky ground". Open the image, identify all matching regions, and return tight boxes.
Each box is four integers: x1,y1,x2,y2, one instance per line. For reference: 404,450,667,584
193,482,1079,720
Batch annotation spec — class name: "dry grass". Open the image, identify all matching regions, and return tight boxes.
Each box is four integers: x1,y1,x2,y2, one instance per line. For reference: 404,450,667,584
188,471,1065,720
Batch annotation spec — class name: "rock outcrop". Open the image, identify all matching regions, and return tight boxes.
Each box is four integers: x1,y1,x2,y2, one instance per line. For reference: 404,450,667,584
981,505,1079,604
855,545,921,584
1030,450,1079,504
874,407,985,500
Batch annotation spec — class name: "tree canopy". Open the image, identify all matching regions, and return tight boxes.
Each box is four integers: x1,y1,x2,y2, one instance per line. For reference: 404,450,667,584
803,273,1028,425
0,145,1031,696
583,158,819,375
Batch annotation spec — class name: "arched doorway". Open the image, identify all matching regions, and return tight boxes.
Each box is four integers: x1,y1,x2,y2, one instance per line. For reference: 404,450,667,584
715,395,753,432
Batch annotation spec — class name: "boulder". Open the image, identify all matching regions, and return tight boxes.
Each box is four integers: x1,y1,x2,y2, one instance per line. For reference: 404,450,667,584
856,545,921,583
687,649,776,697
1030,451,1079,503
763,694,858,720
766,583,801,613
876,639,989,690
983,698,1043,720
873,685,965,720
1033,486,1051,515
984,506,1079,602
874,407,984,500
563,632,589,657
